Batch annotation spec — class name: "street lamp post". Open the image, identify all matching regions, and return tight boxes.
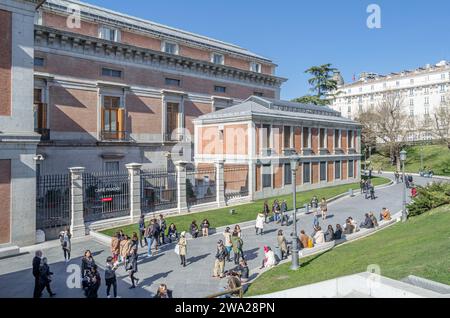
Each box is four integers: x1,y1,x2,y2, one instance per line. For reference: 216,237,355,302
364,146,367,175
400,150,407,222
290,156,300,270
368,146,372,180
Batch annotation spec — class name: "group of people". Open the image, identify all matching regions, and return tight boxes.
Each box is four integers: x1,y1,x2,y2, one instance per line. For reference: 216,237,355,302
360,179,376,200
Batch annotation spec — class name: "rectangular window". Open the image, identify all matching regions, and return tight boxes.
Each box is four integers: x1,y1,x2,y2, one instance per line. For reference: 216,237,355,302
262,124,271,149
425,97,429,105
101,67,122,78
105,161,120,172
33,88,47,132
284,163,292,185
302,127,309,148
320,162,327,182
262,164,271,188
99,26,119,41
410,88,414,96
348,160,354,178
165,78,181,86
319,128,326,148
334,129,340,148
335,161,341,179
303,162,311,183
250,62,261,73
212,53,224,65
34,57,44,67
348,130,353,148
101,96,124,140
440,84,445,92
283,126,291,149
163,41,178,54
214,85,226,93
410,99,414,106
166,102,180,138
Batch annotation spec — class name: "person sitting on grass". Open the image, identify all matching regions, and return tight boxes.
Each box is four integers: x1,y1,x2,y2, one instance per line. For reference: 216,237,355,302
360,213,374,229
380,207,392,221
313,226,325,245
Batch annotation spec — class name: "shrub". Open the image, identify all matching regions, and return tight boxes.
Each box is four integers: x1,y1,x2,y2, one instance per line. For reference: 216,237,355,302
407,182,450,217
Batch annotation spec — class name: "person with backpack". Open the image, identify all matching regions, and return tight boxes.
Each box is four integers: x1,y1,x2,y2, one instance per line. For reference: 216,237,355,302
213,240,227,278
138,215,146,248
127,248,139,289
105,256,119,298
39,257,56,297
59,227,71,262
231,231,244,265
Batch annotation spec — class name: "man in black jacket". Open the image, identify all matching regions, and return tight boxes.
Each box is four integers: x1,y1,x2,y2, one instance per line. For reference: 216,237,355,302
32,250,43,298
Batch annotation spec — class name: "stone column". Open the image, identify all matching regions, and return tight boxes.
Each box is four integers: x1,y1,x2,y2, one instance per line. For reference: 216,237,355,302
69,167,86,237
248,161,255,201
126,163,142,222
175,161,188,213
215,160,226,207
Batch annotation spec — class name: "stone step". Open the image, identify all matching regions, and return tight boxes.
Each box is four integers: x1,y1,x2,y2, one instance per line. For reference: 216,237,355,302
401,275,450,295
0,245,20,259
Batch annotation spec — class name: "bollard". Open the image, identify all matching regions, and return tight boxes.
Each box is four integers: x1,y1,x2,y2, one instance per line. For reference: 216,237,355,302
349,188,354,197
304,203,309,214
230,209,235,215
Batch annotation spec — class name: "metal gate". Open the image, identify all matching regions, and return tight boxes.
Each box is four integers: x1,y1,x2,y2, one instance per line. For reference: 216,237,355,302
36,173,71,237
83,171,130,222
224,165,249,200
186,166,216,206
141,168,177,213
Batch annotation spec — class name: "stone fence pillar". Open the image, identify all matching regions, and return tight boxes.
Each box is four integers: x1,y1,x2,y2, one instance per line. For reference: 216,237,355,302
126,163,142,223
215,160,226,207
175,161,188,213
69,167,86,237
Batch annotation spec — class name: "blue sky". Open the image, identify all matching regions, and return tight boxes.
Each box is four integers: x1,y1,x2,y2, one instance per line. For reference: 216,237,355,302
85,0,450,100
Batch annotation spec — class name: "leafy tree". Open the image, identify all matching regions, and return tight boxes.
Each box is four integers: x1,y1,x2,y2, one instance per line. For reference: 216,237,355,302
293,64,340,105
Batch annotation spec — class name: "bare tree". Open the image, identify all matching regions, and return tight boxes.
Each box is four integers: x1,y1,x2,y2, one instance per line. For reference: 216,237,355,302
432,92,450,149
356,90,409,170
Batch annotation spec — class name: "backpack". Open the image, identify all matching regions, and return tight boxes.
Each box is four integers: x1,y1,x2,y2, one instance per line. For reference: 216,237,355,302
307,237,314,248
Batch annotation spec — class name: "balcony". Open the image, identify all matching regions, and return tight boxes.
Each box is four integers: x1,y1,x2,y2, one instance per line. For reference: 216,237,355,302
35,128,50,141
100,131,128,141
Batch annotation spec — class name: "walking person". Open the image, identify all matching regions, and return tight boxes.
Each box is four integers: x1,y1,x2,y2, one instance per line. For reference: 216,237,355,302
280,200,288,226
85,265,101,298
158,214,167,245
190,220,199,238
127,248,139,289
178,232,187,267
81,250,96,296
32,250,43,298
138,215,146,248
310,195,319,214
201,218,210,237
59,227,72,262
263,200,270,223
277,230,289,260
111,232,121,263
370,184,375,200
272,199,280,223
105,256,119,298
234,224,242,238
319,197,328,220
223,227,233,262
231,230,244,265
119,235,131,266
255,212,265,235
39,257,56,297
213,240,227,278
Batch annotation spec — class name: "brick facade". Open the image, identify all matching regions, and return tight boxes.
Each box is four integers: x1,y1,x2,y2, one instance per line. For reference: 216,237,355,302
0,9,11,116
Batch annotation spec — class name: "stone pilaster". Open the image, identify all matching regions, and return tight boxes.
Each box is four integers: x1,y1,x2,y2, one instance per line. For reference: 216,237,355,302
175,161,188,213
215,160,226,207
69,167,86,237
126,163,142,222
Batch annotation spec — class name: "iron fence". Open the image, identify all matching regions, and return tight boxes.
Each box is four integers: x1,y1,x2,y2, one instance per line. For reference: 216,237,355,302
141,168,177,213
36,173,71,231
83,171,130,222
224,166,249,200
186,166,216,206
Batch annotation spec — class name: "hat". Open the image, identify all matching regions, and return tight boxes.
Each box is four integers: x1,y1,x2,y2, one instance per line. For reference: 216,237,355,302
263,246,269,253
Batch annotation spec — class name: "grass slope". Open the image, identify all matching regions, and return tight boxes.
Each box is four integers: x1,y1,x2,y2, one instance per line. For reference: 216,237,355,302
100,177,390,237
246,204,450,296
370,144,450,176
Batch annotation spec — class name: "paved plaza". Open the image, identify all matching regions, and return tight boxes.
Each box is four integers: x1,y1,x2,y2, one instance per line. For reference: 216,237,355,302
0,173,433,298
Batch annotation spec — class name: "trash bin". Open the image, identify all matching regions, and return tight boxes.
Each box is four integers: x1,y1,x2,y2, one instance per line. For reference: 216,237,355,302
304,203,309,214
36,229,46,244
349,188,354,197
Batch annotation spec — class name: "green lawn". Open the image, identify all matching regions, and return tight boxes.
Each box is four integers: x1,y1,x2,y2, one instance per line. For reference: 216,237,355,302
246,204,450,296
100,176,390,237
369,144,450,176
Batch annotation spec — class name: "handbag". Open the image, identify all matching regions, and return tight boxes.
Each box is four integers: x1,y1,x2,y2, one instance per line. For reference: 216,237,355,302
174,244,180,255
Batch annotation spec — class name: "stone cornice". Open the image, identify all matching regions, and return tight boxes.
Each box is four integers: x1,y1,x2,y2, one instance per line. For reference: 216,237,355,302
34,25,286,89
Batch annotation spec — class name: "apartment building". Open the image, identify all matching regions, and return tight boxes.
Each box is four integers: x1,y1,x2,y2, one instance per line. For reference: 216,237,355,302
194,96,362,199
330,60,450,141
33,0,286,174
